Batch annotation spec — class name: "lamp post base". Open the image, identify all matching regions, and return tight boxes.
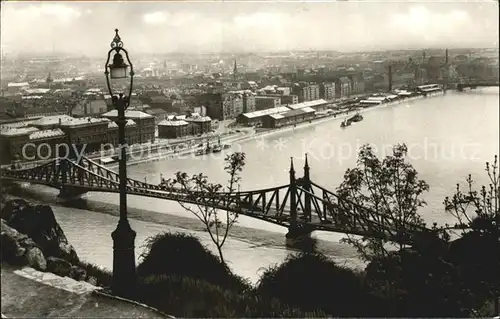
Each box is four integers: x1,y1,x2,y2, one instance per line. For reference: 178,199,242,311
111,218,137,298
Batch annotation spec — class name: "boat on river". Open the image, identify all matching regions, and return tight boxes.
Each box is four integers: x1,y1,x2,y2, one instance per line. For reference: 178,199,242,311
196,140,212,156
348,113,363,123
195,148,211,156
340,119,351,128
212,145,222,153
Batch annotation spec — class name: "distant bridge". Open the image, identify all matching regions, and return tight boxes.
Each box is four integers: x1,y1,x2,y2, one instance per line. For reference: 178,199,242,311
0,155,435,244
457,80,500,91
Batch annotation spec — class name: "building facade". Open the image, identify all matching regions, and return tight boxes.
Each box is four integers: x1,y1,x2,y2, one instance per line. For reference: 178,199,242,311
280,94,299,105
59,117,110,153
262,107,316,129
254,96,281,111
320,83,336,100
157,120,189,139
292,83,321,102
102,110,155,144
336,77,351,98
106,119,140,146
186,116,212,135
242,92,256,113
199,93,235,121
237,106,290,127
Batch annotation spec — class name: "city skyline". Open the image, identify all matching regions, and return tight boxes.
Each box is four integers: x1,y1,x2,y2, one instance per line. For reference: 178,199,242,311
1,1,498,56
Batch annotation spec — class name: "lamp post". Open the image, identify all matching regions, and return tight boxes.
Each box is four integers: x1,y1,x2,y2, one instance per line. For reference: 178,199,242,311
104,29,137,298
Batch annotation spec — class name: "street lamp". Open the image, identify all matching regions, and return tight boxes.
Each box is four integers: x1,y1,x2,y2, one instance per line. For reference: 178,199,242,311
104,29,136,298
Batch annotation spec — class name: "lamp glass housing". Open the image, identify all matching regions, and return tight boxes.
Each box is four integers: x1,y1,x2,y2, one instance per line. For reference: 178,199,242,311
109,66,128,79
109,52,129,79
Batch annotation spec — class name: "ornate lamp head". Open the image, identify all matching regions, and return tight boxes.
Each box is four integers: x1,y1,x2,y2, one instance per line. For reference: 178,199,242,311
105,29,134,107
108,29,128,79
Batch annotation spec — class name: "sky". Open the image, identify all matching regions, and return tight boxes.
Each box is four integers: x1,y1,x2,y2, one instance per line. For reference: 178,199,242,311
1,0,498,55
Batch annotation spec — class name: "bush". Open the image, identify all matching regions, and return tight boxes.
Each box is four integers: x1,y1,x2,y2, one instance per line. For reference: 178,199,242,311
137,232,251,293
448,231,500,313
74,260,112,288
137,274,325,317
363,249,466,317
256,253,364,317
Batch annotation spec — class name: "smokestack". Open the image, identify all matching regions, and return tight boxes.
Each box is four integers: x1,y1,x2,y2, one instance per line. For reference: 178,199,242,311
388,65,393,92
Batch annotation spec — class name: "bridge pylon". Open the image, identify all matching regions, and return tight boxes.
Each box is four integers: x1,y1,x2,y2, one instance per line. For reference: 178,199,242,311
285,156,313,246
288,157,297,229
303,154,312,222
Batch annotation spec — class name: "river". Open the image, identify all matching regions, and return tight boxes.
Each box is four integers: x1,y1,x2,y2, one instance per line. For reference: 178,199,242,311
11,87,499,283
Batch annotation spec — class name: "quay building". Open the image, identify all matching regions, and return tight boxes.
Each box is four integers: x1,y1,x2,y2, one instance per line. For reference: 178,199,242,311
157,113,212,139
237,99,328,128
0,111,155,165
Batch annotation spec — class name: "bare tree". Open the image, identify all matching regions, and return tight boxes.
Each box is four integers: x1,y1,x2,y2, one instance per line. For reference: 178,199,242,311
336,144,429,261
163,152,246,266
444,155,499,235
444,155,499,316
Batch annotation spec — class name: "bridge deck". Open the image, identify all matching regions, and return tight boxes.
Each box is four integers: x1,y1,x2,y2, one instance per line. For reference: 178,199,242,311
0,156,431,244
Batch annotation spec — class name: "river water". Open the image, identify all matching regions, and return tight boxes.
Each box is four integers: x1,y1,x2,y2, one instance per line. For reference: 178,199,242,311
12,88,499,283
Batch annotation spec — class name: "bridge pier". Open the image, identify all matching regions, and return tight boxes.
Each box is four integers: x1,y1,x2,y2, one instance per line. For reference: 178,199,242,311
58,187,88,201
285,226,313,246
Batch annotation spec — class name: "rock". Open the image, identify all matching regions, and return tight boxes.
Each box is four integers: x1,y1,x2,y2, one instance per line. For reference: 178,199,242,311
0,199,30,222
1,232,26,264
24,247,47,271
2,200,79,263
69,266,87,281
1,219,38,265
46,257,72,277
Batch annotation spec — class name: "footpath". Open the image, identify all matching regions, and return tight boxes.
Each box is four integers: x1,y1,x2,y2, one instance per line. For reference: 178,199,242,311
1,264,169,318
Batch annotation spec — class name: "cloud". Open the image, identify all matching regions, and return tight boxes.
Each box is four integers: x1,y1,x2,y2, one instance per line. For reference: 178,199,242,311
389,6,471,41
233,12,288,27
1,3,84,52
143,11,168,25
0,1,497,55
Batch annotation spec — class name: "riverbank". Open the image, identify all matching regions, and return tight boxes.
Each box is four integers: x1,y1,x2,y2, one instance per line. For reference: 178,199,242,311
114,92,443,169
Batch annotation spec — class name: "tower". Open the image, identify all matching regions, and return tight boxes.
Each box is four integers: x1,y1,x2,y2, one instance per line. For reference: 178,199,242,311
388,65,393,92
46,72,53,88
233,60,238,81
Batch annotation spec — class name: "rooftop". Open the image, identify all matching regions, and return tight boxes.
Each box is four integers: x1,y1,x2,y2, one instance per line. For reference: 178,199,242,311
24,88,51,95
255,96,280,100
241,106,291,119
286,99,328,110
7,82,29,87
268,106,316,120
158,119,189,126
186,116,211,123
0,126,39,137
29,115,74,127
101,110,154,119
29,128,66,140
107,119,136,128
367,96,387,101
60,117,110,127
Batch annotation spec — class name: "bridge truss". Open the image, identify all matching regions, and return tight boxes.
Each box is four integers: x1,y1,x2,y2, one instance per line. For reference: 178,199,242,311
0,155,432,244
